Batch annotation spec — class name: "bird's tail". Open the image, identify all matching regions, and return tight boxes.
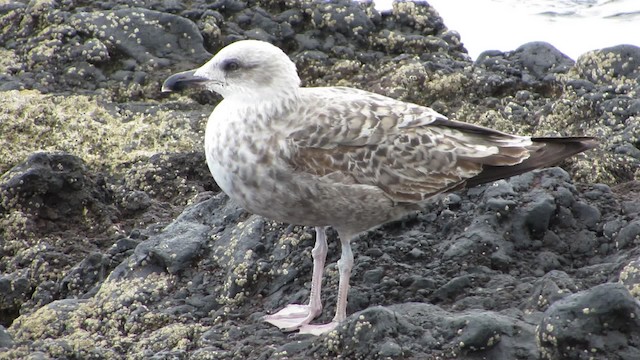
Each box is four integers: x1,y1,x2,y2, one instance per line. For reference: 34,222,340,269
465,136,597,188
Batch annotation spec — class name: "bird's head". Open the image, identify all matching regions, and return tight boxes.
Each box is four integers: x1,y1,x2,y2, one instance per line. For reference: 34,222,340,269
162,40,301,102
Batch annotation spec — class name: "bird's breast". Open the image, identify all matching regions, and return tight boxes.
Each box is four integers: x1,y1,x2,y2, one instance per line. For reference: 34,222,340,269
202,100,405,229
203,102,297,217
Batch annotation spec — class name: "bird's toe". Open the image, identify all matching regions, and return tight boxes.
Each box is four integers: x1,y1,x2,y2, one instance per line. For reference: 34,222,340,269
264,304,320,331
298,321,339,335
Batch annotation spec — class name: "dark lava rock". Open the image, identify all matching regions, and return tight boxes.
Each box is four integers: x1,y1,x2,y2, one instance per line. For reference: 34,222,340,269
0,152,113,230
572,44,640,85
68,8,211,66
0,152,116,324
306,303,537,359
59,252,112,297
0,325,13,349
620,256,640,299
0,3,210,96
537,283,640,360
476,41,574,86
525,270,578,312
616,220,640,249
120,151,217,205
1,0,639,359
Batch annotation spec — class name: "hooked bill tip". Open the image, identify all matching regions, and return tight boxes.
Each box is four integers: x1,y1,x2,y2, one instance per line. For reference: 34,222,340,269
162,70,206,93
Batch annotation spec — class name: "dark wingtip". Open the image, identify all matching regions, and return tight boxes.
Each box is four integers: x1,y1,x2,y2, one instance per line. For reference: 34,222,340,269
531,136,599,153
464,136,598,188
162,70,207,93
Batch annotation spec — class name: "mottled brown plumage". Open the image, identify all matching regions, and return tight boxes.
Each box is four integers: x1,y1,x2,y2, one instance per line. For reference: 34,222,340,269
288,87,595,203
162,40,597,335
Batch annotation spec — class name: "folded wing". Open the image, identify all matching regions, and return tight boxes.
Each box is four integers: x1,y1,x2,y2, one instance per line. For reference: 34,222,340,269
287,87,596,203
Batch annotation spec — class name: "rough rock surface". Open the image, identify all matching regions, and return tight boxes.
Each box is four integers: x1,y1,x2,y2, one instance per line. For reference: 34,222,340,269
1,0,639,359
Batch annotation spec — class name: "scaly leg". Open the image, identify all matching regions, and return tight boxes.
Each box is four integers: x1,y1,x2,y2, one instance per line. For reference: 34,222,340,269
299,231,354,335
264,226,328,330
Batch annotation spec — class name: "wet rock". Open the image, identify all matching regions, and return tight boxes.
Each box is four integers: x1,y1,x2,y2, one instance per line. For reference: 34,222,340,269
3,5,210,93
1,0,639,358
0,272,31,324
620,257,640,297
306,0,374,40
305,303,537,359
0,325,13,349
571,201,601,230
616,220,640,249
119,190,152,212
433,274,476,302
523,193,556,239
573,44,640,85
525,270,578,312
0,152,111,225
122,152,217,204
362,267,385,285
111,194,222,278
59,252,112,297
537,283,640,360
476,42,574,86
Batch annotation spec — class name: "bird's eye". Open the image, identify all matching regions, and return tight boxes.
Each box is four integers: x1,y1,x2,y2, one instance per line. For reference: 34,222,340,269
222,59,241,72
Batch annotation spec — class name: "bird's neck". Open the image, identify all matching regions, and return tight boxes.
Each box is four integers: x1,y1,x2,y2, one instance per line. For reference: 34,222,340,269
227,87,300,119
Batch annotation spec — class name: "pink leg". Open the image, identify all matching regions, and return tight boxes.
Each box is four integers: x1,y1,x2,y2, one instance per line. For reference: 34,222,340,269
264,226,328,331
298,231,354,335
333,234,353,322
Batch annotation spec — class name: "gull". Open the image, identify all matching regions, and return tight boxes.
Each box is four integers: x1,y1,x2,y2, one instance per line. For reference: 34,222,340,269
161,40,596,335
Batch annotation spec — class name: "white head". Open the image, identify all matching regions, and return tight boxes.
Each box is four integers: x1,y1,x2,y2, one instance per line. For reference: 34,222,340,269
162,40,301,102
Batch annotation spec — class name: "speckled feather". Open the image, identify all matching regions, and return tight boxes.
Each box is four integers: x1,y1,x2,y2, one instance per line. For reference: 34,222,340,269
287,86,535,203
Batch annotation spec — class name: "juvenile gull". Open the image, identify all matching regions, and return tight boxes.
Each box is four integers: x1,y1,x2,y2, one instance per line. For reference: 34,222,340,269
162,40,597,335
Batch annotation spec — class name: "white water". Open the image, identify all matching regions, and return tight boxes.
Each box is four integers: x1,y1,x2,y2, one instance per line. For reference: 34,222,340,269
374,0,640,60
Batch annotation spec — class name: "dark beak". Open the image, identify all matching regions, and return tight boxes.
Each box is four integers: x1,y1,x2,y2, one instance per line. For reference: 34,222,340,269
162,70,208,92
